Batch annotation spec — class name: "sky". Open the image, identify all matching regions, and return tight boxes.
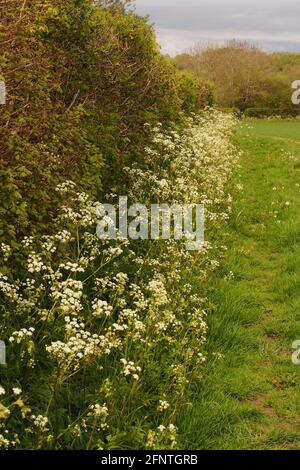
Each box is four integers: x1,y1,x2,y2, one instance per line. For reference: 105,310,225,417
134,0,300,56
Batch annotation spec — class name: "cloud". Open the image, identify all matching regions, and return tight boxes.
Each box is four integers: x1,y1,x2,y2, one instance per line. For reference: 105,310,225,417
156,28,300,56
134,0,300,55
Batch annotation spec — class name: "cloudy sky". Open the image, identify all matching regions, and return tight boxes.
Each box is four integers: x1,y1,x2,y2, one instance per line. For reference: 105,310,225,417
134,0,300,55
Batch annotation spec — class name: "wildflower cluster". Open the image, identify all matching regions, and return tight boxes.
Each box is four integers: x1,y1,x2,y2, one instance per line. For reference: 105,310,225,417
0,110,238,449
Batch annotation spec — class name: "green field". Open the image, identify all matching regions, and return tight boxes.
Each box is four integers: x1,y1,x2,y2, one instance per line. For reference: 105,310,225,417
180,119,300,450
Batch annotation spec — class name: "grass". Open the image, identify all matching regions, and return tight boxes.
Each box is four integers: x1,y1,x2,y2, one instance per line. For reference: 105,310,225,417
179,118,300,450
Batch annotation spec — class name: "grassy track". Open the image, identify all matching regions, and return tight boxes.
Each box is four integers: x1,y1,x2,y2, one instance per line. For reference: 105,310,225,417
181,119,300,450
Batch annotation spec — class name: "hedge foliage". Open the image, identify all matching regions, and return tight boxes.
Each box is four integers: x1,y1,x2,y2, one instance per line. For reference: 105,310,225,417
0,0,211,246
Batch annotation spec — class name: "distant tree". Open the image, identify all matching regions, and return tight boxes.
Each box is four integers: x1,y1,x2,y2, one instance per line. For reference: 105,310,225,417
175,41,293,112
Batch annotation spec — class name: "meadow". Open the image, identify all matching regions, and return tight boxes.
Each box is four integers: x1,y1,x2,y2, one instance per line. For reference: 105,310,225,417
180,119,300,450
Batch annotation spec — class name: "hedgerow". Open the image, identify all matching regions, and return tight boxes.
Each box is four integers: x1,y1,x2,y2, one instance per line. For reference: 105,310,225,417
0,111,238,449
0,0,211,246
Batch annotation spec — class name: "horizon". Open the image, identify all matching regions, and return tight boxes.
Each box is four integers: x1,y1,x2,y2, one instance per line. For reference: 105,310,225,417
134,0,300,56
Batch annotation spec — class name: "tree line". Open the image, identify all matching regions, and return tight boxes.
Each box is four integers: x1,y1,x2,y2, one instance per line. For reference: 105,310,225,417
174,41,300,116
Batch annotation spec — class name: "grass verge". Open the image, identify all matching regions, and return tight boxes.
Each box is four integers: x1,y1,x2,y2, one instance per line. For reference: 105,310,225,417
180,119,300,450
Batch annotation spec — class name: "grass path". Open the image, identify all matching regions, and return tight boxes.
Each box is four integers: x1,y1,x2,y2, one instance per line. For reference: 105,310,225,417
181,119,300,450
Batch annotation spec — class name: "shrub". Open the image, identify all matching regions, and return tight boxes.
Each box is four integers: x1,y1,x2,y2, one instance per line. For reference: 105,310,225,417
244,107,300,118
176,72,214,113
0,0,205,246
